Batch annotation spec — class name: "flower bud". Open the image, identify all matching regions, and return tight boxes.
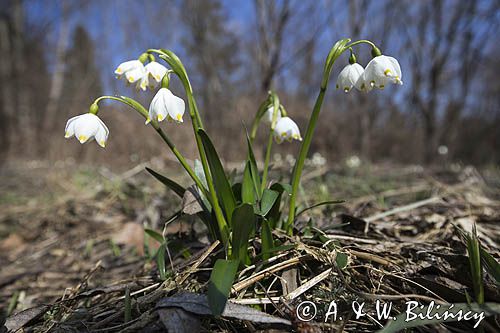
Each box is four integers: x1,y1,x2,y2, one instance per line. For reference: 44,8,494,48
371,46,382,58
349,49,357,65
138,53,149,64
161,73,170,89
89,102,99,115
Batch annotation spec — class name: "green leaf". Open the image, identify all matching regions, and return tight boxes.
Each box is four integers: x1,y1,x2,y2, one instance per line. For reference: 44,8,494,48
295,200,345,217
260,189,279,217
145,167,185,198
198,129,237,221
246,133,261,198
241,162,255,204
144,228,165,244
156,243,167,280
378,302,500,333
230,204,255,264
480,247,500,284
466,226,484,304
207,259,239,316
231,182,242,202
271,182,292,194
261,220,274,261
335,252,348,270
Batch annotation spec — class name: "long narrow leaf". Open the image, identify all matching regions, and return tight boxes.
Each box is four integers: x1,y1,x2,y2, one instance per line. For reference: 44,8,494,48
157,244,167,280
144,228,165,244
230,204,255,264
261,220,274,261
207,259,239,316
246,133,261,198
466,226,484,304
480,247,500,284
198,130,237,221
145,167,185,198
241,162,255,204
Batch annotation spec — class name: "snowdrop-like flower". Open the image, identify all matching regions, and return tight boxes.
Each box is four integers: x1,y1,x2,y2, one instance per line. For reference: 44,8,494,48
336,63,364,93
362,55,402,89
147,88,185,124
264,106,281,124
273,117,302,144
145,62,168,88
64,113,109,148
115,60,146,86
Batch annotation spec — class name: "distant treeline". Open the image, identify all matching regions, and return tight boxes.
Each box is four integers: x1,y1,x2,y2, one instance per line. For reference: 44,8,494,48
0,0,498,165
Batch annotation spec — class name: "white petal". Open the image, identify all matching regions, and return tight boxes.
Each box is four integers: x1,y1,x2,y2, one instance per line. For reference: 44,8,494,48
115,60,142,77
73,114,100,144
125,65,146,83
136,75,149,91
385,56,403,84
265,106,281,124
148,88,169,123
95,125,109,148
166,90,185,123
145,62,168,83
354,72,373,92
64,115,81,138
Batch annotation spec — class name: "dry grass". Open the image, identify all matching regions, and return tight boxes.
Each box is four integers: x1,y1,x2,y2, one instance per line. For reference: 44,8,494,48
0,161,499,332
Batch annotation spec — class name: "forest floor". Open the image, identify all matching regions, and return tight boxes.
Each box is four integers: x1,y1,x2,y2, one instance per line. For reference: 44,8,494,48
0,160,499,332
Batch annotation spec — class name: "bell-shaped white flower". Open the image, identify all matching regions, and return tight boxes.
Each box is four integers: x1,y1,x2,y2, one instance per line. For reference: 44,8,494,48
64,113,109,148
264,106,281,124
273,117,302,144
363,55,403,89
336,63,364,93
115,60,146,85
147,88,185,124
145,62,168,87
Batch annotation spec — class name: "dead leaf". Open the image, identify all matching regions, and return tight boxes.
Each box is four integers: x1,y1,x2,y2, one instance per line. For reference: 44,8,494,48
181,186,204,215
157,292,291,326
5,305,49,332
157,308,201,333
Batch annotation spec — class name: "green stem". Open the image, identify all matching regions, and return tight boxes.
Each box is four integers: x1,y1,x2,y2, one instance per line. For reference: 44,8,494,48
345,39,377,49
260,93,280,192
285,38,353,235
148,48,229,245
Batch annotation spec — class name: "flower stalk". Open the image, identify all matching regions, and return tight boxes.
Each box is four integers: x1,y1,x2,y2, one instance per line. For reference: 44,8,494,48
147,49,230,246
91,96,209,200
261,92,280,193
284,38,352,234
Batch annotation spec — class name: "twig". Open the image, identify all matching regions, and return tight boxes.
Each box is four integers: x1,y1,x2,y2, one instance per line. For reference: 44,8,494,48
283,268,332,301
232,255,307,293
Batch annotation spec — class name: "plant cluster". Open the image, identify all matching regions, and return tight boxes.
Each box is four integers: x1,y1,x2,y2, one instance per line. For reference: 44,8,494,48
65,39,402,314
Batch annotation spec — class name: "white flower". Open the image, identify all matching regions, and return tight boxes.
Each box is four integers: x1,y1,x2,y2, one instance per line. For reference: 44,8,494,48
264,106,281,124
273,117,302,143
115,60,146,86
362,55,403,89
145,62,168,87
64,113,109,148
336,63,364,93
147,88,185,124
